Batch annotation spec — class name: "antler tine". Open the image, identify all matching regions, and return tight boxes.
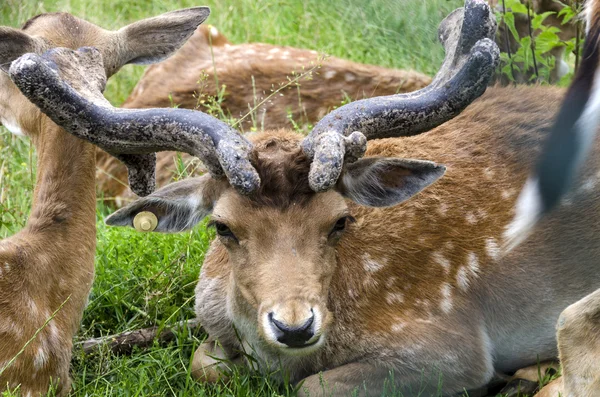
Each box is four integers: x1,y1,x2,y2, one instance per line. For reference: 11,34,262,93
8,47,260,196
302,0,499,192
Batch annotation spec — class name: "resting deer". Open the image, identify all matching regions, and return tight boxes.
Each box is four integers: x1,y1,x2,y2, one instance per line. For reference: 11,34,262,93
0,8,211,395
96,24,432,206
12,0,600,395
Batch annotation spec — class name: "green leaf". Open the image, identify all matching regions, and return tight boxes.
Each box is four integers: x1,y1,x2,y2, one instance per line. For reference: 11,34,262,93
503,12,521,42
505,0,528,14
532,11,555,30
536,30,562,53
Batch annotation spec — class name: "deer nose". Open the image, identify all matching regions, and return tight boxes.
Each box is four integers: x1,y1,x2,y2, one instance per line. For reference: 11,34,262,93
268,310,315,348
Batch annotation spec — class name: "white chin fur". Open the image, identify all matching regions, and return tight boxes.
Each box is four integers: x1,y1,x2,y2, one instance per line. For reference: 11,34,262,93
503,177,542,252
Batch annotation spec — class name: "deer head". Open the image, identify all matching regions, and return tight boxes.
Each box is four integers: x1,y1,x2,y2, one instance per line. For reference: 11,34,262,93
10,0,499,353
0,8,210,146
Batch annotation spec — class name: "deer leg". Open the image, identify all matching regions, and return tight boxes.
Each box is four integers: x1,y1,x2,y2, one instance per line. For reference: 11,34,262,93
498,361,559,397
191,339,241,383
534,378,563,397
552,287,600,397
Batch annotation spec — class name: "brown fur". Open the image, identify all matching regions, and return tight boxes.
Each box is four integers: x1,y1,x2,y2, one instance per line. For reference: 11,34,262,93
94,25,433,206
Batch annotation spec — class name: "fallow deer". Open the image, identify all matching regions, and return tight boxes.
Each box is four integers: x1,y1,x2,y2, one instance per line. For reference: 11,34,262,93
13,0,600,395
0,8,211,395
96,24,432,206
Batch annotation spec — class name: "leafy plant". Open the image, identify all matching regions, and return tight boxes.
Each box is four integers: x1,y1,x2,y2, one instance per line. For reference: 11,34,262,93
495,0,583,85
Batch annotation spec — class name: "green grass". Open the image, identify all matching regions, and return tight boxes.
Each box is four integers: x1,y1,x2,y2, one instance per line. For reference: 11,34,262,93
0,0,555,395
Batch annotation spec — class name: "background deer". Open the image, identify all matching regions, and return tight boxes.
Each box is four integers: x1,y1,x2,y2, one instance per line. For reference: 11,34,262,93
95,24,432,206
0,8,210,395
13,0,600,395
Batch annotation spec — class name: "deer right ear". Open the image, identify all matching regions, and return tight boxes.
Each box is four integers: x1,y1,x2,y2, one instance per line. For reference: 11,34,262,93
106,175,226,233
117,7,210,67
0,28,44,73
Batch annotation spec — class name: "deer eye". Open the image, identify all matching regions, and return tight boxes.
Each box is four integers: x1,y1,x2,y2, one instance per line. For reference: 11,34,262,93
213,222,236,240
329,216,354,238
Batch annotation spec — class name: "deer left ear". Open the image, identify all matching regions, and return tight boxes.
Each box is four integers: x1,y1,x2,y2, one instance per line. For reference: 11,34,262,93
337,157,446,207
0,27,45,73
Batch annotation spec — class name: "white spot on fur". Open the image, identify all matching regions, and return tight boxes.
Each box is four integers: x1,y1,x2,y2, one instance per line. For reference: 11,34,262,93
440,283,453,313
324,70,337,79
456,267,470,292
266,55,274,60
438,203,448,216
282,50,290,57
504,177,542,250
362,276,379,289
386,292,404,305
484,168,495,179
362,253,384,272
432,251,451,273
581,177,597,193
391,322,406,333
466,212,477,224
4,262,10,272
486,238,500,260
348,288,358,299
457,253,480,292
385,276,397,288
501,189,514,200
245,48,256,55
344,73,356,82
268,48,280,54
34,347,47,370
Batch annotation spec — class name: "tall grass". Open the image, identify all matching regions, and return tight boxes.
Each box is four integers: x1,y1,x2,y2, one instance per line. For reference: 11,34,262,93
0,0,472,395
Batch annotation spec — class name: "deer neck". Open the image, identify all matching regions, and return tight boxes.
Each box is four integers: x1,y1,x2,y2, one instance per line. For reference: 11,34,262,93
26,119,97,243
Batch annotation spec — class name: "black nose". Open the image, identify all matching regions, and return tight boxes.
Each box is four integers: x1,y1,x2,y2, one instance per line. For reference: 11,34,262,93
268,311,315,348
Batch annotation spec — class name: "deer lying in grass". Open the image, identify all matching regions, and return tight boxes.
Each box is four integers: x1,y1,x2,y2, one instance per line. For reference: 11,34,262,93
0,8,211,395
13,0,600,395
96,24,432,206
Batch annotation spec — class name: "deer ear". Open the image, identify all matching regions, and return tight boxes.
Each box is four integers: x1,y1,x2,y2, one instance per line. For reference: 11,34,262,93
106,175,226,233
337,157,446,207
0,27,44,73
117,7,210,66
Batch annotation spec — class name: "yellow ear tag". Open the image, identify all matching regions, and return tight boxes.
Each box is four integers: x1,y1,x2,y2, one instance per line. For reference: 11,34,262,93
133,211,158,232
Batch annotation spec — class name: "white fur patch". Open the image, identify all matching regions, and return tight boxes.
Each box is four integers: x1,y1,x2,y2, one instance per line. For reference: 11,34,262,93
344,72,356,82
385,292,404,305
486,238,500,260
324,70,337,79
34,347,48,370
209,26,219,38
466,212,477,224
391,322,406,333
504,177,542,251
362,253,384,272
457,253,480,292
268,48,280,54
432,251,451,273
439,283,453,314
